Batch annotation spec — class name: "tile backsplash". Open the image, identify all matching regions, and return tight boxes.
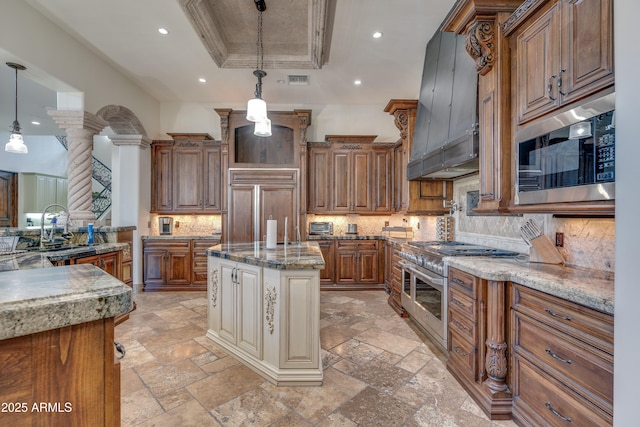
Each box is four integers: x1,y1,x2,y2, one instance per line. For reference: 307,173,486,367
149,214,222,236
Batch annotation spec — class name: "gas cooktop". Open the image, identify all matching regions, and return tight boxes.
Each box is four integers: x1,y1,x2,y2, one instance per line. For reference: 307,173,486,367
407,241,520,257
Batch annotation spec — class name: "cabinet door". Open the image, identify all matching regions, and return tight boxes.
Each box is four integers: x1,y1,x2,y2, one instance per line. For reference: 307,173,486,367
393,144,405,212
173,148,203,211
372,149,392,213
515,3,561,124
317,240,336,285
217,260,237,344
357,249,379,284
143,248,166,287
236,264,262,358
0,171,15,227
192,239,219,286
203,147,222,212
153,147,173,212
227,185,257,243
74,252,118,277
56,178,67,206
560,0,614,104
259,185,298,243
352,151,372,212
335,248,358,284
307,148,331,213
166,249,191,286
331,151,351,212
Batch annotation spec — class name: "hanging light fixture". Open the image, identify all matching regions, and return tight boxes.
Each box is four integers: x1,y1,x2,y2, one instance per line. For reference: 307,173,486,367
5,62,28,154
246,1,271,137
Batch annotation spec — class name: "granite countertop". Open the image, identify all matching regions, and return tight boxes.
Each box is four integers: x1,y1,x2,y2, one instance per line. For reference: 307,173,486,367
1,225,136,237
0,264,133,340
142,235,222,240
0,243,129,271
446,257,614,315
208,242,325,270
307,234,385,240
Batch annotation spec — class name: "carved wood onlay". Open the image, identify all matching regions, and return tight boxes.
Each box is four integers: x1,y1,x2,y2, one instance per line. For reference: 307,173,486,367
214,109,231,145
176,141,200,148
484,340,509,393
210,269,218,308
264,284,277,335
465,18,496,76
394,111,409,141
502,0,545,35
339,144,363,150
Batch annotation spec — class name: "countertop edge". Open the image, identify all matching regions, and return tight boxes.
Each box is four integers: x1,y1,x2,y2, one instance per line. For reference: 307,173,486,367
207,242,325,270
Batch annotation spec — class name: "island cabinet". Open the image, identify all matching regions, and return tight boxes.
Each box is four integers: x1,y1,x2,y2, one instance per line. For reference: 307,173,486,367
384,240,406,317
510,283,613,426
335,240,382,289
509,0,613,126
150,135,222,214
207,248,323,385
73,251,120,278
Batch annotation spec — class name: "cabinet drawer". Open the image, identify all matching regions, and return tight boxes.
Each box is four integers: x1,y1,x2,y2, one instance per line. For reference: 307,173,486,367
143,239,191,250
513,355,612,427
336,240,378,251
512,284,613,352
513,311,613,410
448,329,477,380
448,287,476,319
448,307,476,344
448,268,476,295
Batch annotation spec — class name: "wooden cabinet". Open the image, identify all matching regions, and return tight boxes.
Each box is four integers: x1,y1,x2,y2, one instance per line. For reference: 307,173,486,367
446,267,512,420
317,239,336,286
142,238,219,291
208,256,323,385
335,240,382,289
117,230,133,286
192,239,219,286
0,318,120,427
20,173,67,213
384,240,407,316
0,171,16,227
511,0,613,125
143,239,192,291
510,283,613,426
307,136,394,215
73,251,120,278
407,179,454,214
150,135,222,214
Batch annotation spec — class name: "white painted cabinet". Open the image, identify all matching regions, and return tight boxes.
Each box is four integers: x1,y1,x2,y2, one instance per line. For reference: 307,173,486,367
208,256,322,385
20,173,68,212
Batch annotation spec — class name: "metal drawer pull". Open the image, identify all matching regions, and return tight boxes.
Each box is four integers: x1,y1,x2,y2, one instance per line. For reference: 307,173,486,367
545,308,572,321
545,402,572,422
451,298,466,308
453,346,467,357
546,348,572,364
452,320,469,332
450,277,466,286
114,342,126,359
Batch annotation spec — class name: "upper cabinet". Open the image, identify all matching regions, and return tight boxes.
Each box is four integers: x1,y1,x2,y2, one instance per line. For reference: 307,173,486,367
307,135,395,215
511,0,614,125
20,173,68,213
150,134,222,214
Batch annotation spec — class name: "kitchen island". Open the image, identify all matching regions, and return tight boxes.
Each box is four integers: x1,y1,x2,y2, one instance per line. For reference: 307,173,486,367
0,264,133,426
207,241,325,385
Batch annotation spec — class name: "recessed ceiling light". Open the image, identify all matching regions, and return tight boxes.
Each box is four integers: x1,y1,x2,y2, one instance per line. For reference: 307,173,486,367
158,28,169,35
198,77,207,83
277,80,286,84
31,121,40,125
354,80,362,85
372,31,383,39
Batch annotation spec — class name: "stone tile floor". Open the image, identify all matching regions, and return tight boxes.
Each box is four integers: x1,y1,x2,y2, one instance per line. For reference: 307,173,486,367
116,290,518,426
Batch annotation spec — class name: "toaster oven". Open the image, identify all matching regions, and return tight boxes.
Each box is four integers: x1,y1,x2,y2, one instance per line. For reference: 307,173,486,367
309,222,333,235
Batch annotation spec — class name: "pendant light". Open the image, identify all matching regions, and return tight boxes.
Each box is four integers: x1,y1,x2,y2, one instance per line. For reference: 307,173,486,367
5,62,28,154
246,1,272,137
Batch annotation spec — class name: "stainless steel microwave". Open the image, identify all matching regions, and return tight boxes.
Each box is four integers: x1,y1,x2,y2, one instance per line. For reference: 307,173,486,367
515,93,615,205
309,222,333,235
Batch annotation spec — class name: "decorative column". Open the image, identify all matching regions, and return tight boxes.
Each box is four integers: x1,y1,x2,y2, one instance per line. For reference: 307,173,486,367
48,110,108,225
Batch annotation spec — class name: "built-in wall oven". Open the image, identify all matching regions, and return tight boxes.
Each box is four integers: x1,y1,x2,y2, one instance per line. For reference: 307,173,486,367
399,241,520,354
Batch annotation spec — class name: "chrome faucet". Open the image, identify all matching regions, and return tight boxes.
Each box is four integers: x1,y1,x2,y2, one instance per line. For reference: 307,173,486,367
40,204,71,249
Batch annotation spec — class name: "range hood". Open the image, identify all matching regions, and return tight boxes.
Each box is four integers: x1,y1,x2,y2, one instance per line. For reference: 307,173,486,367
408,31,479,180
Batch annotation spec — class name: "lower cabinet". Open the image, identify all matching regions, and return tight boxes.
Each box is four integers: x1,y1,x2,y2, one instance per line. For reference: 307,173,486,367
317,240,336,285
510,283,613,426
334,240,382,289
142,238,221,291
385,240,406,316
207,256,322,385
73,252,120,278
0,318,120,427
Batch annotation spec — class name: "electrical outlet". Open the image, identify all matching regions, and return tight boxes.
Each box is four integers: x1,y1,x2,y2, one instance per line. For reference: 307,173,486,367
555,232,564,247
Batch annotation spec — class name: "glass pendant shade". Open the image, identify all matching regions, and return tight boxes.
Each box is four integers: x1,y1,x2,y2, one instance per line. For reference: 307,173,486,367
5,132,28,154
568,121,592,140
246,98,267,122
254,118,272,137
